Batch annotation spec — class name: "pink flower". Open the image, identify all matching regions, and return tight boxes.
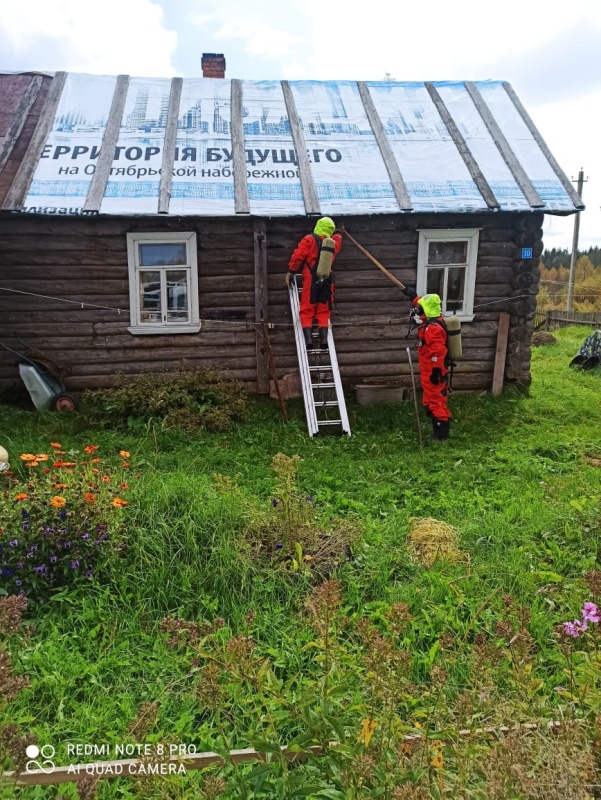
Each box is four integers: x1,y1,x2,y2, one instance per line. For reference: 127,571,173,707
582,602,601,624
563,619,587,638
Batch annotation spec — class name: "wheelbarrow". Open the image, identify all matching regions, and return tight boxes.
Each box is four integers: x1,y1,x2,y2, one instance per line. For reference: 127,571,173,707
0,336,77,411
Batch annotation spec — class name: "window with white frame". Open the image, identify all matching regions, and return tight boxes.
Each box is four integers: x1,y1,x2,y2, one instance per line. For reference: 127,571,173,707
126,232,200,334
417,229,479,321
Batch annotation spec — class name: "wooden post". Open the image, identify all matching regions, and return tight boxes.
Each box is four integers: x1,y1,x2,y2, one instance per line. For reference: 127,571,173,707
262,320,288,422
158,77,183,214
491,312,510,396
0,75,43,175
253,219,270,393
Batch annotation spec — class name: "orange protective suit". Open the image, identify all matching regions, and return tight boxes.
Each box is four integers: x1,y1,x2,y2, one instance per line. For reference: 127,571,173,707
413,296,451,427
288,231,343,328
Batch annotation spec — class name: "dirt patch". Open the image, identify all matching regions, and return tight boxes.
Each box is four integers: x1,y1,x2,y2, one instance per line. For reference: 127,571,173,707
585,455,601,468
407,517,463,568
532,332,557,347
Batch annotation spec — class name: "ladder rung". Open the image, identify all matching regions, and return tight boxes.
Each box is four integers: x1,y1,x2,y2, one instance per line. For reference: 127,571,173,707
312,382,336,389
314,401,339,407
317,420,342,426
309,365,332,371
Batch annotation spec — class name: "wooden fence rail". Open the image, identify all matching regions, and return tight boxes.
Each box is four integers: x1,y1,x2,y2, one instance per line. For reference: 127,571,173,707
534,307,601,332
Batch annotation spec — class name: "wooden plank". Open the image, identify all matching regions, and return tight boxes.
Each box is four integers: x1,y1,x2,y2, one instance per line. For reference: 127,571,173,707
424,82,499,210
230,79,250,214
502,82,584,210
0,75,43,176
158,77,183,214
357,82,413,211
280,81,320,215
254,218,270,393
464,82,544,209
2,71,67,210
491,311,510,395
83,74,129,212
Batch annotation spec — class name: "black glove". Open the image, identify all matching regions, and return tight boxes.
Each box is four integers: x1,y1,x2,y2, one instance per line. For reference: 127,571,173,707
402,286,418,300
429,367,443,385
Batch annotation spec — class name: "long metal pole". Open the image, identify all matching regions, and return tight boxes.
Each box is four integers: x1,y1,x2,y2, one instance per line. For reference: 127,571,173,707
566,169,585,312
406,346,424,451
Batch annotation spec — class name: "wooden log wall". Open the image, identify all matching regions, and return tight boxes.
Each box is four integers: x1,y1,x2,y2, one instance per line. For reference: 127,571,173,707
0,211,541,394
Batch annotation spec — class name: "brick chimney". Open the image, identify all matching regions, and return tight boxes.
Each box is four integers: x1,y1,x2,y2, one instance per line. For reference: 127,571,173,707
201,53,226,79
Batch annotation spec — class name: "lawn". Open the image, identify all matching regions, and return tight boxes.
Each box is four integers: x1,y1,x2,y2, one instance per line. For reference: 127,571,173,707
1,326,600,799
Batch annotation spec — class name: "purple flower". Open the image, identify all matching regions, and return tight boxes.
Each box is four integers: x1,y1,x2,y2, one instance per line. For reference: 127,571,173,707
16,562,24,569
1,568,14,578
59,510,68,520
8,539,19,547
275,542,283,549
50,555,58,563
59,527,69,534
63,541,72,549
564,619,587,638
101,533,109,541
21,522,29,531
93,540,100,546
84,569,93,578
82,533,90,540
306,496,313,503
15,579,22,586
70,560,80,569
271,499,278,507
33,564,47,574
21,509,29,520
43,525,56,533
582,602,601,624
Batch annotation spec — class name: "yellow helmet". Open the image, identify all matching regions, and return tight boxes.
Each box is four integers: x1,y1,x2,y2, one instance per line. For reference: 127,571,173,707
419,294,442,318
313,217,336,237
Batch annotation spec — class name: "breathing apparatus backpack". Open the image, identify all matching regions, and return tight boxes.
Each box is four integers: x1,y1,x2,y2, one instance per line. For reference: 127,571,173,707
309,234,336,304
445,315,462,362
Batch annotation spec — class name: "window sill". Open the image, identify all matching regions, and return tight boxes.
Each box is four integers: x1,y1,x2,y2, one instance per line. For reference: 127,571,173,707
445,314,474,323
127,324,202,335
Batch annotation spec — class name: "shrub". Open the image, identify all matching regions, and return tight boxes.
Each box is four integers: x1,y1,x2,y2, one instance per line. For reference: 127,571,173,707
83,366,249,433
0,443,130,602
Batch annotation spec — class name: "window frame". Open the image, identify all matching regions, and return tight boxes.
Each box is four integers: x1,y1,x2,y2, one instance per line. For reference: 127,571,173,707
126,231,200,335
416,228,480,322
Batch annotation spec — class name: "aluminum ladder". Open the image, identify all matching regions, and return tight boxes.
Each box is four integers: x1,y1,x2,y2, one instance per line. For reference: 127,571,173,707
289,278,351,437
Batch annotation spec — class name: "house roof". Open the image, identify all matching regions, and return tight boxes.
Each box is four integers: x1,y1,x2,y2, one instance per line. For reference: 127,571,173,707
0,71,584,218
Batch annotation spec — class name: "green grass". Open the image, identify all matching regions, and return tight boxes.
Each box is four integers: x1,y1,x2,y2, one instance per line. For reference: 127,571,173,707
1,326,600,798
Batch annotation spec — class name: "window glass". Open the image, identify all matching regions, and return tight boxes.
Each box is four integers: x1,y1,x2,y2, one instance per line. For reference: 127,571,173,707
139,243,187,266
426,268,444,297
139,270,161,323
446,267,466,312
166,270,189,322
428,240,467,265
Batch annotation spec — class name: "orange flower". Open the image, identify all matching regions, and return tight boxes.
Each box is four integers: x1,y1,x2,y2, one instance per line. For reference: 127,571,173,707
14,493,28,501
52,483,68,489
50,496,66,508
50,442,62,449
61,462,77,468
101,475,112,483
20,453,36,461
35,454,49,461
120,482,129,491
53,461,65,468
55,450,66,455
43,468,50,473
111,497,128,508
91,458,101,464
26,461,39,468
84,445,99,454
91,468,99,474
119,451,130,459
82,461,88,466
83,492,96,504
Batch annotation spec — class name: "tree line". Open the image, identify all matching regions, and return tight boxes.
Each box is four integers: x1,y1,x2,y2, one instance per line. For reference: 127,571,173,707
538,249,601,312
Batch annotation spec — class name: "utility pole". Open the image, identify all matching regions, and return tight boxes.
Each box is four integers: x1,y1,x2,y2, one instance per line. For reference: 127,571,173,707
566,168,587,312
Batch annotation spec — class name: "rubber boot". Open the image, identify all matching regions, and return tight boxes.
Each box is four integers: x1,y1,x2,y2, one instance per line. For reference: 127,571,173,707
303,327,313,350
319,327,329,350
432,418,450,441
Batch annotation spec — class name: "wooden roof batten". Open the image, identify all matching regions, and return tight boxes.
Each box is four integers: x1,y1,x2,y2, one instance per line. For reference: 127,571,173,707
230,79,250,214
0,74,43,176
425,82,499,210
464,81,544,209
83,74,130,213
357,81,413,212
280,80,321,216
2,71,67,211
157,77,183,214
502,82,584,210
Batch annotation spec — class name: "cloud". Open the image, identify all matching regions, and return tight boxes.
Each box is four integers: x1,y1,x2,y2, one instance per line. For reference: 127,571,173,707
0,0,177,76
190,6,302,60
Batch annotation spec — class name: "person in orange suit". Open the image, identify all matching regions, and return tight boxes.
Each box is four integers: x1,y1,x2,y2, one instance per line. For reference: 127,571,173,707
402,288,451,440
286,217,342,349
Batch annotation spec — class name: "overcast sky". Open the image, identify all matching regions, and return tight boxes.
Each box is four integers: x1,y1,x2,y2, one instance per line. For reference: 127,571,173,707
0,0,599,250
